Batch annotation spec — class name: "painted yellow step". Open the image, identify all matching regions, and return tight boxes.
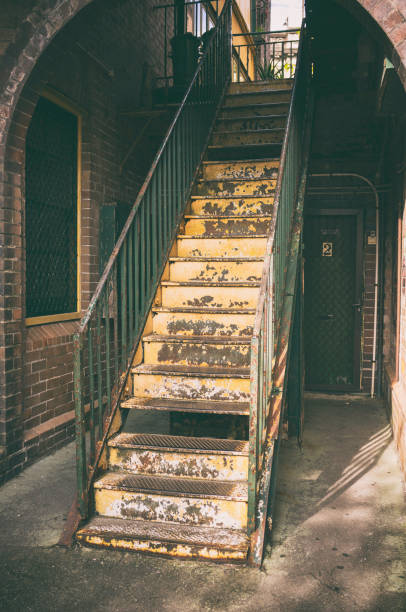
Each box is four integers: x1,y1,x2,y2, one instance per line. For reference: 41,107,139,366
160,281,260,309
152,307,256,338
224,90,291,106
193,178,276,197
228,79,293,94
176,235,267,257
94,472,248,529
211,128,284,147
143,334,251,368
201,159,279,181
216,114,287,132
168,257,263,283
183,215,272,237
108,432,249,481
131,364,250,402
76,517,249,562
190,196,274,217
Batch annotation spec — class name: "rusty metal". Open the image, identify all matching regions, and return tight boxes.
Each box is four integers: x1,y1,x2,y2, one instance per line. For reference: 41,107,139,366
72,0,233,526
246,20,315,566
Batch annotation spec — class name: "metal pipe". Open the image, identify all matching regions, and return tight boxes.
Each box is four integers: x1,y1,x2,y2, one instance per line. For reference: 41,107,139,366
309,173,380,397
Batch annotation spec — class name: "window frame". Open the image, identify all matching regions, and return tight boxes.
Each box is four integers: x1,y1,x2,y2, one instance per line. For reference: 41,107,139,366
25,87,83,327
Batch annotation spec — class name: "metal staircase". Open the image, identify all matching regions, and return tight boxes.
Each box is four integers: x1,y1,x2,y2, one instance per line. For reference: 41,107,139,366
70,4,314,567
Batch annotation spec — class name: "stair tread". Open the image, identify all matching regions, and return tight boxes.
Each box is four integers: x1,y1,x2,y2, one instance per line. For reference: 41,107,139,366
202,158,280,165
184,214,273,220
142,334,251,344
169,256,263,262
132,364,250,377
208,143,282,150
220,101,289,110
94,472,248,500
226,88,292,97
213,128,285,135
177,233,268,238
161,280,260,287
152,306,256,314
121,396,250,414
217,113,288,122
109,432,249,455
77,516,249,550
190,192,274,199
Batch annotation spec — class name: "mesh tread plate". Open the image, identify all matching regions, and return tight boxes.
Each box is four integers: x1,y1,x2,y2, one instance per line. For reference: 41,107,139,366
132,364,250,377
120,397,250,415
94,472,248,501
109,432,249,455
77,516,249,551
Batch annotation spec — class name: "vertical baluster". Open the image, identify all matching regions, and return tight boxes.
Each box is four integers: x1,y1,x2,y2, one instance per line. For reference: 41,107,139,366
128,221,134,345
113,264,119,382
248,335,259,535
73,332,87,518
134,217,140,332
157,162,163,265
120,241,127,371
104,286,111,420
96,302,103,439
88,323,95,464
139,205,145,315
151,174,158,282
163,151,169,251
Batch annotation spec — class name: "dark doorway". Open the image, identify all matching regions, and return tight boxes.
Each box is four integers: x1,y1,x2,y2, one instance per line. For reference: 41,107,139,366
304,209,363,391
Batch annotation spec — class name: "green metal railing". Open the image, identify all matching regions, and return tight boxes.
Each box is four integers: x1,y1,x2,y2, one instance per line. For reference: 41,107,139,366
73,0,232,519
247,21,314,566
232,31,300,82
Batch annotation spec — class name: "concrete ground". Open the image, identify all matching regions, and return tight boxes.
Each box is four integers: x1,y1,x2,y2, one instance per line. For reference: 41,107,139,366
0,394,405,612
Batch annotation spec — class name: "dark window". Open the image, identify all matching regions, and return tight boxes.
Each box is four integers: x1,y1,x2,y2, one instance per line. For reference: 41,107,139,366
25,97,78,319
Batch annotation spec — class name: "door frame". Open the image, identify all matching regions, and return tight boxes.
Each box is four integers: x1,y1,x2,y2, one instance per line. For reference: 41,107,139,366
304,208,364,392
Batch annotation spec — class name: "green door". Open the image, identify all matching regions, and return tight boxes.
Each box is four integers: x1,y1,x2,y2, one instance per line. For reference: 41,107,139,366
304,210,362,390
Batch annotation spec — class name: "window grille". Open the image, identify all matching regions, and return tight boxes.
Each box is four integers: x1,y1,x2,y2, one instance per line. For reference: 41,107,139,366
25,97,78,319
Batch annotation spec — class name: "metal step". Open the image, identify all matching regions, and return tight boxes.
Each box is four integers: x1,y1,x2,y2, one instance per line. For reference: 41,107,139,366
76,516,249,561
151,307,256,338
121,396,250,415
189,196,274,217
193,177,277,197
211,128,284,147
218,102,289,118
132,364,250,378
200,158,279,180
109,432,249,455
182,215,272,237
108,432,249,481
142,333,251,368
176,234,268,258
94,472,248,501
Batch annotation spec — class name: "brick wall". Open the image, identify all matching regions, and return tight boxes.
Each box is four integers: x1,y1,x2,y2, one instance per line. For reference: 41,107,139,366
0,0,169,483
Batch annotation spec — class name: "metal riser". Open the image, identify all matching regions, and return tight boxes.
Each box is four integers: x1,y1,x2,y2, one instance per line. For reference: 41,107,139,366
201,160,279,181
190,196,274,217
229,80,293,94
183,216,272,237
177,235,267,257
161,284,260,309
219,103,289,118
95,488,247,529
152,310,255,338
109,447,248,481
211,130,284,147
169,259,263,283
132,372,250,402
193,178,276,197
143,339,250,368
216,116,286,132
224,92,291,106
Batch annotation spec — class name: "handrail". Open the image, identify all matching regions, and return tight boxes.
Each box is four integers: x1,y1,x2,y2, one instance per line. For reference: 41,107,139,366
73,0,232,519
247,19,314,566
252,24,306,338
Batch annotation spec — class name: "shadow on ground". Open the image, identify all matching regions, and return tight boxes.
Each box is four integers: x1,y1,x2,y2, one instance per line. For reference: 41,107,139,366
0,394,405,611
